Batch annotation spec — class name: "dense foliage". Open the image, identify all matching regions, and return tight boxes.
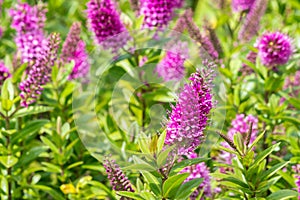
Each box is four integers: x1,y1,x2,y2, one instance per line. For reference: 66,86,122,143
0,0,300,199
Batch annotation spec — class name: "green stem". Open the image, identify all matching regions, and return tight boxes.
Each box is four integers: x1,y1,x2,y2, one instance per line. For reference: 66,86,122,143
5,112,12,200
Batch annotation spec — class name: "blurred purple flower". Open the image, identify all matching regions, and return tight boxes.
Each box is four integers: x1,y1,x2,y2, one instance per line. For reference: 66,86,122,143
103,158,134,193
0,62,11,85
139,0,182,29
238,0,268,42
10,3,47,33
0,27,3,38
156,42,189,81
232,0,255,12
256,32,292,67
241,50,257,75
292,164,300,200
220,114,258,165
165,65,214,154
283,71,300,98
61,22,90,80
183,9,219,60
19,33,60,107
87,0,130,53
180,153,211,199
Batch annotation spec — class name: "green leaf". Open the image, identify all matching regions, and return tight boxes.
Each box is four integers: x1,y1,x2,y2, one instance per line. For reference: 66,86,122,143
32,185,65,200
247,131,265,152
162,173,190,198
12,63,27,83
11,120,49,144
249,143,280,171
117,191,143,200
266,189,298,200
13,106,53,118
122,163,156,172
1,78,14,111
233,133,244,155
259,161,289,181
41,162,61,173
40,136,60,154
140,171,162,196
0,155,18,168
157,145,174,168
170,158,209,176
222,177,249,189
156,131,166,153
175,178,203,199
15,146,48,168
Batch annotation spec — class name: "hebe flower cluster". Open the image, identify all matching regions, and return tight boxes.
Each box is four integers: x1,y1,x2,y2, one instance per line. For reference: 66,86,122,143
220,114,258,165
156,42,189,81
19,33,60,107
0,62,11,86
103,158,134,193
87,0,130,53
232,0,255,12
165,64,214,154
256,32,292,67
10,3,48,64
139,0,183,28
61,22,90,80
9,3,46,33
180,153,212,199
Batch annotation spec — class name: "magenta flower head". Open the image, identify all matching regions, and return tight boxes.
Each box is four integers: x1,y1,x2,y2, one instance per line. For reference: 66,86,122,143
165,63,215,154
256,32,292,67
232,0,255,12
139,0,181,29
220,114,258,165
180,153,211,199
103,158,134,192
156,42,189,81
0,62,11,86
19,33,60,107
87,0,129,53
61,22,90,80
10,3,47,33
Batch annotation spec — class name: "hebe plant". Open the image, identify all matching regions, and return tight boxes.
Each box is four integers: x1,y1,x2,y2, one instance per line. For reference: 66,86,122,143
0,0,299,199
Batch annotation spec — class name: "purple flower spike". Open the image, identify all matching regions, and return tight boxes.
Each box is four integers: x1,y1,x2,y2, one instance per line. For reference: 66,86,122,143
238,0,268,42
19,33,60,107
103,158,134,193
232,0,255,12
10,3,47,33
0,62,11,86
180,153,212,199
87,0,130,53
156,42,189,81
165,63,215,154
15,31,48,64
256,32,292,67
61,22,90,80
139,0,182,29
